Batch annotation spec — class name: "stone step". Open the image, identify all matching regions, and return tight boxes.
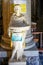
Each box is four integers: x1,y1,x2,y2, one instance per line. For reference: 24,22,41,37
9,61,26,65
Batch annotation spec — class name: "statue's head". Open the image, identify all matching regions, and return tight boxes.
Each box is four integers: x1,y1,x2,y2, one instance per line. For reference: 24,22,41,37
14,4,21,16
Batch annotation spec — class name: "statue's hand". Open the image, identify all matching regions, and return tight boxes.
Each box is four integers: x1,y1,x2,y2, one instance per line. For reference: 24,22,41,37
8,28,11,37
8,31,11,37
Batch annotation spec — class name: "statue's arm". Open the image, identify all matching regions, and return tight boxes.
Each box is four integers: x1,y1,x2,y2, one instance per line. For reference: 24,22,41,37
9,14,14,27
8,27,11,37
8,13,15,37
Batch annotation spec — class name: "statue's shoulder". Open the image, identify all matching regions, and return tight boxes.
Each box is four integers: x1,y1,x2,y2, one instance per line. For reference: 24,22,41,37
12,13,16,16
10,13,16,20
11,13,16,17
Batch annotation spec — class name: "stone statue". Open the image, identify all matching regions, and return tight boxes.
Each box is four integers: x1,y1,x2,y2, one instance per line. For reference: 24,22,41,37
8,4,29,61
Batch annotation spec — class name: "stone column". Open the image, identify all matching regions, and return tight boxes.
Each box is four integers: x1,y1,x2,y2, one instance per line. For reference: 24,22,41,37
26,0,32,36
26,0,31,25
1,0,12,48
1,0,15,49
25,0,34,46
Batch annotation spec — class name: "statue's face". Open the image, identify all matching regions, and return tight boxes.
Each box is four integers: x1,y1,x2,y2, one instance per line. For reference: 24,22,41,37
14,5,21,14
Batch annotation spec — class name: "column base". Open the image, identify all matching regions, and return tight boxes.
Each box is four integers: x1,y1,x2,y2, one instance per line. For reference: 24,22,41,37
1,35,12,50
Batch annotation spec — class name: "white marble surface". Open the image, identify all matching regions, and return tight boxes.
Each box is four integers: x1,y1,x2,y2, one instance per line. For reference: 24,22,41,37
24,50,39,57
9,62,26,65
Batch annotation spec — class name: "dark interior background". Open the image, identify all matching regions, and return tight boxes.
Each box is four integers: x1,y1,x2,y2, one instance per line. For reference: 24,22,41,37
31,0,43,32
